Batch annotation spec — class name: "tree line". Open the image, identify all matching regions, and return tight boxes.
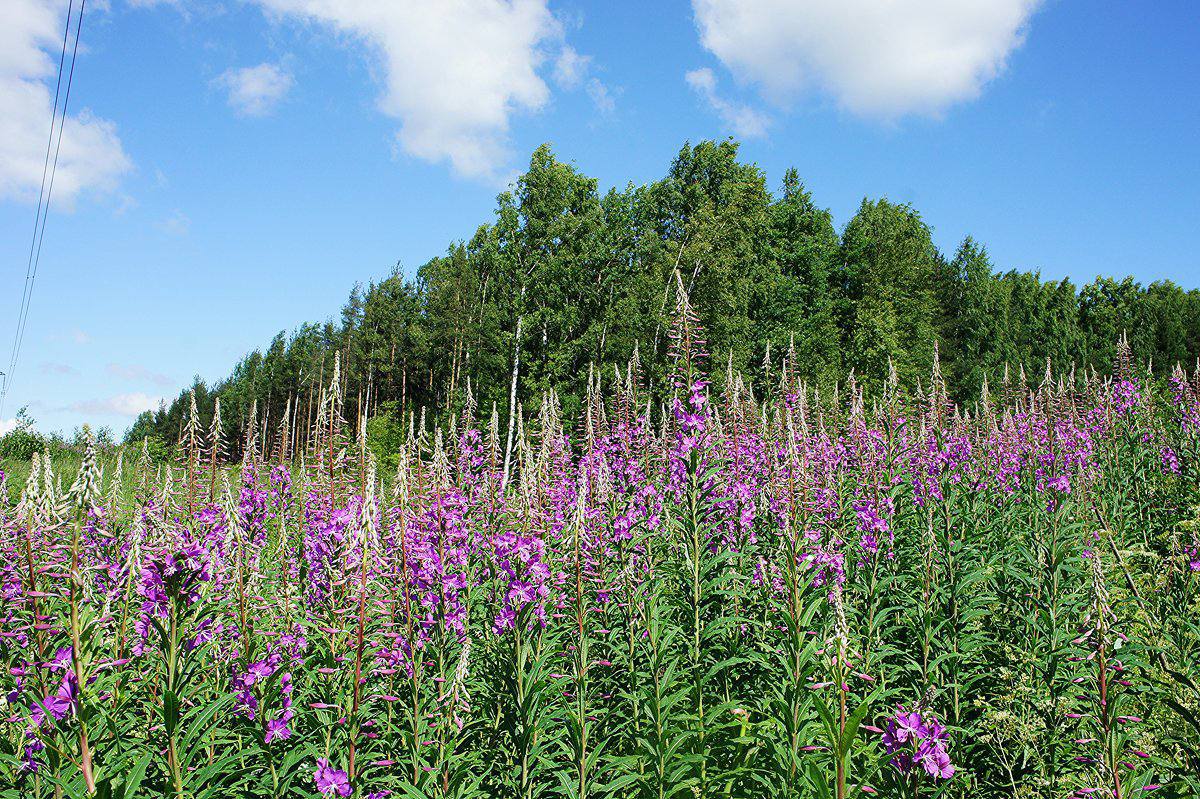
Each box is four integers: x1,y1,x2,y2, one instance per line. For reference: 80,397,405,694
127,139,1200,450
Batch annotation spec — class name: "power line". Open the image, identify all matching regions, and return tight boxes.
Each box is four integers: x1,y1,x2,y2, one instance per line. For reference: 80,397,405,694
1,0,86,420
0,0,73,416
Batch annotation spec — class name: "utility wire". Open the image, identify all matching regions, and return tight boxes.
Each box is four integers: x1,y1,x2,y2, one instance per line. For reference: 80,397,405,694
1,0,86,420
0,0,73,416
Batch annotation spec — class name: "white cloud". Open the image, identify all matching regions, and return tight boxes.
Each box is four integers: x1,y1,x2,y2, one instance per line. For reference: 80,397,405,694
586,78,614,115
553,45,589,89
692,0,1041,118
685,67,769,138
0,418,18,436
106,362,173,387
253,0,563,180
552,45,615,115
216,62,294,116
0,0,132,204
69,392,162,417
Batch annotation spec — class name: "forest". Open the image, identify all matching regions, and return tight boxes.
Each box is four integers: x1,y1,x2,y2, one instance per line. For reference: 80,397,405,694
127,140,1200,454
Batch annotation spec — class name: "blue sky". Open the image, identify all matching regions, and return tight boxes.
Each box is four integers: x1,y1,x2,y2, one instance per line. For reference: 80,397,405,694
1,0,1197,436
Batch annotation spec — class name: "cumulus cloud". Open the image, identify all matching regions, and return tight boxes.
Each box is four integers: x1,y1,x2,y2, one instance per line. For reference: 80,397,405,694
69,392,162,417
253,0,564,180
692,0,1041,118
0,418,18,436
216,62,294,116
685,67,769,138
0,0,132,204
106,362,173,387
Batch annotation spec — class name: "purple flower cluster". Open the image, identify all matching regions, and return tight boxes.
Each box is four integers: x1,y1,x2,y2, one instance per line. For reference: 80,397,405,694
881,703,955,780
133,541,212,655
669,380,711,495
852,495,894,559
491,529,551,633
409,488,472,638
231,655,298,743
1160,446,1181,475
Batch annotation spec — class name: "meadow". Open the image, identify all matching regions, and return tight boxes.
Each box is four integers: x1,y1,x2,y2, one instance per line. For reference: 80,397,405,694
3,307,1199,798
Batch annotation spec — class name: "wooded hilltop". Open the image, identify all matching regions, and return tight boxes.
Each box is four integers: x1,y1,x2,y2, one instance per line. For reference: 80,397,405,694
127,140,1200,453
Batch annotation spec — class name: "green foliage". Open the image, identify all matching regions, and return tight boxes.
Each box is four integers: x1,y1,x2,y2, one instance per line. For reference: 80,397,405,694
365,402,405,471
837,198,938,388
118,140,1200,454
0,408,60,461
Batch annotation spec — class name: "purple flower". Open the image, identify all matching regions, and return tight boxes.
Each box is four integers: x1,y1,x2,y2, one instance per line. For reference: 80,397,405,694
264,717,292,743
30,671,77,726
882,708,924,746
881,703,955,781
1161,446,1181,475
917,738,955,779
314,758,351,796
132,540,213,654
21,731,44,773
244,659,273,685
1048,474,1071,494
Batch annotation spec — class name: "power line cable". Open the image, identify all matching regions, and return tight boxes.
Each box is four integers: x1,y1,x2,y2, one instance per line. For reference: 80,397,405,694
1,0,86,420
1,0,73,414
16,2,86,383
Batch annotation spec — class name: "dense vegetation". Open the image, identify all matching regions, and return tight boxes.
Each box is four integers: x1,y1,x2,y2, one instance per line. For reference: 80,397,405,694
126,140,1200,459
3,293,1200,798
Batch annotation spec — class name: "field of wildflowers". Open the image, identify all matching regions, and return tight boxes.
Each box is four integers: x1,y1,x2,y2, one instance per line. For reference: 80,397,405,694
3,301,1200,799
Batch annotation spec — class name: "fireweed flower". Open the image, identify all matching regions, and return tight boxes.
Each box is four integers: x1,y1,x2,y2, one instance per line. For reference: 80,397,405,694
8,331,1200,796
132,540,212,655
1187,542,1200,573
238,479,269,554
314,757,351,796
1160,446,1181,475
20,730,45,773
667,380,712,499
302,497,361,610
714,414,768,548
1169,370,1200,431
27,648,78,727
881,703,955,780
852,495,894,560
1109,379,1143,417
216,556,308,745
409,487,471,637
801,535,846,593
490,529,551,633
264,671,296,743
269,464,292,510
